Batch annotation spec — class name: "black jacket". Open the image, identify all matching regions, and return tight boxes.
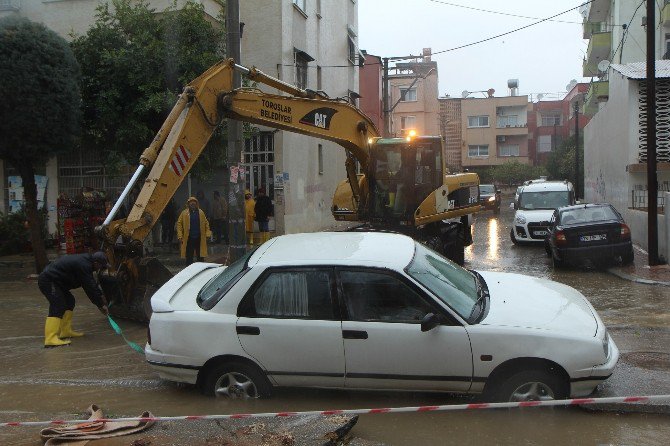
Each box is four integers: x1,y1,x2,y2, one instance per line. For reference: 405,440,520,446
254,195,273,222
39,254,104,307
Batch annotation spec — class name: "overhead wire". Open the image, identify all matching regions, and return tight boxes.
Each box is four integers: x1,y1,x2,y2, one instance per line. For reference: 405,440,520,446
427,0,589,25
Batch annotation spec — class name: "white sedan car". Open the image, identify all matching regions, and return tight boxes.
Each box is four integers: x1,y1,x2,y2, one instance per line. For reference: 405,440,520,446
145,232,618,401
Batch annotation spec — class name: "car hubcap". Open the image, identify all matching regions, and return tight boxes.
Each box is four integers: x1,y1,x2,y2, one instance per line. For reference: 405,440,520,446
509,381,555,402
214,372,258,399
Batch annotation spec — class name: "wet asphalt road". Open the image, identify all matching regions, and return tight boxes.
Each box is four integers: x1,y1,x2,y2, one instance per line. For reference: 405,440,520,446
0,198,669,445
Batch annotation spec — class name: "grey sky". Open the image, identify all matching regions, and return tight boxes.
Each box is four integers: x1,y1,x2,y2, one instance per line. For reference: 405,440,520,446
358,0,589,100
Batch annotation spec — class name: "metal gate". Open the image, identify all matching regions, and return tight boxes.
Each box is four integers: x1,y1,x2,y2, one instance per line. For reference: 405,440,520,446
243,132,275,199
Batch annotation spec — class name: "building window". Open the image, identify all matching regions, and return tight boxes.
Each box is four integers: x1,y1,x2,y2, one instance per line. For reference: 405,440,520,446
318,144,324,174
541,115,561,126
293,0,306,13
467,116,489,128
244,131,275,199
295,51,309,90
497,115,518,127
538,135,553,152
400,116,416,134
347,35,356,65
399,87,417,102
468,145,489,157
499,145,520,157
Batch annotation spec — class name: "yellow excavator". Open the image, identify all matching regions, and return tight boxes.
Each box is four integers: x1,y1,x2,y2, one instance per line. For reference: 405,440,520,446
98,59,480,321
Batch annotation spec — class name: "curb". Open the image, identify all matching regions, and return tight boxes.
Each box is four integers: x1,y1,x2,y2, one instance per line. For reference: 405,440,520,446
607,267,670,287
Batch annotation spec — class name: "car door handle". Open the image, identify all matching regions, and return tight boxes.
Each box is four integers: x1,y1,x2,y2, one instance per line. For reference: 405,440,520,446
342,330,368,340
236,326,260,335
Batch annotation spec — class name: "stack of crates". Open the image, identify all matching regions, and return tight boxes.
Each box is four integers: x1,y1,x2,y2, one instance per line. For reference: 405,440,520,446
63,218,85,254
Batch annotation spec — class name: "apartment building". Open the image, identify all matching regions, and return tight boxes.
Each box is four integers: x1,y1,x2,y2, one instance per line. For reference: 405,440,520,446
459,94,531,170
387,49,439,137
581,0,670,116
438,98,462,172
358,51,384,135
1,0,360,236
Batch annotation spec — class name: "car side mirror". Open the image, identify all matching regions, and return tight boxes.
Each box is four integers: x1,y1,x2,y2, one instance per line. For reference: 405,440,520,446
421,313,440,332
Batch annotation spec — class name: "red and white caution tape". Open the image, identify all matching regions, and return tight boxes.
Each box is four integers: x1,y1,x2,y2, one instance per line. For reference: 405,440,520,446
2,395,669,428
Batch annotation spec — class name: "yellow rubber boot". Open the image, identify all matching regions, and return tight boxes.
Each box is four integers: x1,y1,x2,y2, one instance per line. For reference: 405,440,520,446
247,232,254,245
59,310,84,338
44,317,71,348
262,232,270,243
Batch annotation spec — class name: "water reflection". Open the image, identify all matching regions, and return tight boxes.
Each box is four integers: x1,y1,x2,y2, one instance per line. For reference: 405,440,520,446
487,218,499,261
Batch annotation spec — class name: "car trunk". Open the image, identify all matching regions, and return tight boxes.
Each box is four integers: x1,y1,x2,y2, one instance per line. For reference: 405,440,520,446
562,221,622,247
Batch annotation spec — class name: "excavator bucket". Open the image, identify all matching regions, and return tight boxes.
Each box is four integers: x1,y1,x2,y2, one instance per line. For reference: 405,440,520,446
99,256,173,322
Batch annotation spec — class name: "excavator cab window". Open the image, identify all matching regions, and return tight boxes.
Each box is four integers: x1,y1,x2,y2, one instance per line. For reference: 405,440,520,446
369,138,443,225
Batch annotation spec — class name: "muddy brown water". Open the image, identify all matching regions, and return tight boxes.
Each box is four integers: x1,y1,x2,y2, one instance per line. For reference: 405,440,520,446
1,203,669,445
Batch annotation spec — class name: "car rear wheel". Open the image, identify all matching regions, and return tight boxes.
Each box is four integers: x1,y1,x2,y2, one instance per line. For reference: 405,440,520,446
202,361,272,399
552,254,564,268
497,370,567,402
621,250,634,266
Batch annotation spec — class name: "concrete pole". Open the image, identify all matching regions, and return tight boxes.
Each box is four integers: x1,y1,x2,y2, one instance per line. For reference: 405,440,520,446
227,0,246,261
646,0,659,265
574,101,579,200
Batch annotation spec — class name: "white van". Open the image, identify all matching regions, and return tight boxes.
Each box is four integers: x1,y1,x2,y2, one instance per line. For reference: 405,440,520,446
511,181,576,244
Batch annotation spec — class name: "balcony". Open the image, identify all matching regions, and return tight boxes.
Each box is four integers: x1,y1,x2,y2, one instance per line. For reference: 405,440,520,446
584,81,609,116
583,21,604,39
586,0,611,23
583,31,611,77
663,1,670,27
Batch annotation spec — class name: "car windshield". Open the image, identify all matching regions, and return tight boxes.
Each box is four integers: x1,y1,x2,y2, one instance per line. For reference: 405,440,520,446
480,185,495,194
519,191,570,210
405,243,478,320
561,206,618,224
197,249,255,310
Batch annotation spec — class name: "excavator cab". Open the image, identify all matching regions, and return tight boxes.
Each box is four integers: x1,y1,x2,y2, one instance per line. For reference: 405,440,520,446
368,136,443,227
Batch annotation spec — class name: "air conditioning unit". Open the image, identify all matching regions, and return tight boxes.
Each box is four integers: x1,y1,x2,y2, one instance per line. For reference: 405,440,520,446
497,135,506,143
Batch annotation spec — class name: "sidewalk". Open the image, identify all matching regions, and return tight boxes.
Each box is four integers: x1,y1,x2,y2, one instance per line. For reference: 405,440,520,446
608,245,670,286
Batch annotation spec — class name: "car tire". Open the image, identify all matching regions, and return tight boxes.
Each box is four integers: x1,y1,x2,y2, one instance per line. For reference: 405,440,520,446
621,250,634,266
544,240,552,257
510,229,519,245
496,369,567,402
493,206,500,215
552,254,564,268
202,361,272,399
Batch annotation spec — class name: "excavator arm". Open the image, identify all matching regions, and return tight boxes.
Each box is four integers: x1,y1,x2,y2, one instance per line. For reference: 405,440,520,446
98,59,379,319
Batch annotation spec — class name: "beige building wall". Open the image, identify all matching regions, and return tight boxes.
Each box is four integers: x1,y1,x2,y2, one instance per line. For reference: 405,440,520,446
388,61,439,137
460,95,531,168
241,0,358,234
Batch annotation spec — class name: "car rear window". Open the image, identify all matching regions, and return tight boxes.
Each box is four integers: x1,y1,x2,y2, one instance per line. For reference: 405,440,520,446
197,249,255,310
560,206,618,224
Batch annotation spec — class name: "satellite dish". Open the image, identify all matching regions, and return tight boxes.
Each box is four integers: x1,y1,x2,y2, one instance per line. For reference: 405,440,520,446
461,90,470,98
597,60,610,72
537,93,544,101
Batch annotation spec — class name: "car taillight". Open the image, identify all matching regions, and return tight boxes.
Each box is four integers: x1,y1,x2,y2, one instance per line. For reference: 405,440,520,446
620,224,631,239
555,230,567,245
147,326,152,346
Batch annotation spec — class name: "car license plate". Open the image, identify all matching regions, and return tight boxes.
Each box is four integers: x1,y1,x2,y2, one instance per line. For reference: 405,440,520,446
533,230,548,236
580,234,607,242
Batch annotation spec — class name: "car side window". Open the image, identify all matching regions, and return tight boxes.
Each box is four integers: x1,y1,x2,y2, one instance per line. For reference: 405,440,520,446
339,270,436,323
241,270,335,320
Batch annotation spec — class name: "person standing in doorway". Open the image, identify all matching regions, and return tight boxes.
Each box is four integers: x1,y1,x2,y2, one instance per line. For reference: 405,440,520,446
211,191,228,244
254,186,273,244
160,198,177,249
244,189,255,246
176,197,211,265
37,251,109,348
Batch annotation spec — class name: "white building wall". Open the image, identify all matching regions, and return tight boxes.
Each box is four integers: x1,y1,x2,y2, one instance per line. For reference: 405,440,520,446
585,71,669,260
241,0,357,234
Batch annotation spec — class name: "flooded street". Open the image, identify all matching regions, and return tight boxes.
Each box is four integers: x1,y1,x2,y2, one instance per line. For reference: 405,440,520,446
1,199,669,445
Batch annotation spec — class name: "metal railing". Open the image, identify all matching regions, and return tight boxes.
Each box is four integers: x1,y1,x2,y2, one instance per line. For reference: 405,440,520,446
630,181,670,213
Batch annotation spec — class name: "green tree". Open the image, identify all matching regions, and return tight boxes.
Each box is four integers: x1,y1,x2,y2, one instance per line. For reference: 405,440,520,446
545,135,584,196
71,0,225,177
0,17,81,272
489,161,547,186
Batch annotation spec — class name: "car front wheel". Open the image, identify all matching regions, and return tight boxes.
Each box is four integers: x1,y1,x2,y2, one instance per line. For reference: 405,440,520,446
510,228,519,245
497,370,567,402
202,361,272,399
